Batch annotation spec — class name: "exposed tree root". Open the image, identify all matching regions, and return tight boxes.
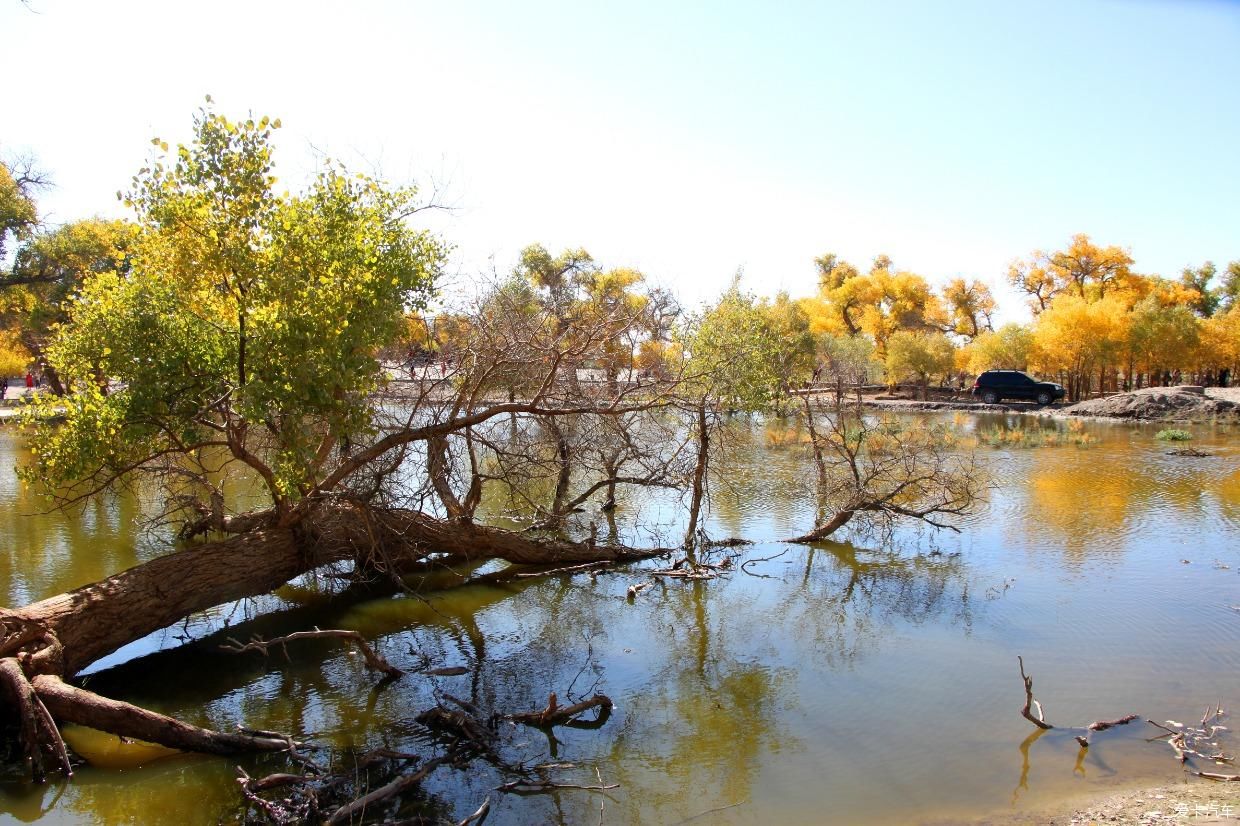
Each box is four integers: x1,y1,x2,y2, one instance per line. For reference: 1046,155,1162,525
0,657,72,780
221,628,404,679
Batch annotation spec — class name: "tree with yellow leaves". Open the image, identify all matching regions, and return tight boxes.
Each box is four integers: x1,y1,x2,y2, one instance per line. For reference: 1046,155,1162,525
961,323,1033,374
1009,234,1135,313
806,252,946,357
1200,306,1240,383
1029,293,1128,400
941,277,996,339
1124,294,1200,387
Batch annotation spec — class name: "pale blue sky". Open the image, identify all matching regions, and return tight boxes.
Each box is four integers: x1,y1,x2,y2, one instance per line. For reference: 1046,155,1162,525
3,0,1237,320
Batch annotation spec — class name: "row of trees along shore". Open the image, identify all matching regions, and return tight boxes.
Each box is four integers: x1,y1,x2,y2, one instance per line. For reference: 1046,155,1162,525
0,105,1219,803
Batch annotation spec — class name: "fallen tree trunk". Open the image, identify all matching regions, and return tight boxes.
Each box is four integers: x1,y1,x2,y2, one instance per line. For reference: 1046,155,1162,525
5,527,312,678
4,504,660,680
786,509,855,544
0,501,663,775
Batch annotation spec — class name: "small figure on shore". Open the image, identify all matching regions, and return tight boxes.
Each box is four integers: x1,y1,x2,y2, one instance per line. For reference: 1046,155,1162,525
24,372,34,392
0,378,7,399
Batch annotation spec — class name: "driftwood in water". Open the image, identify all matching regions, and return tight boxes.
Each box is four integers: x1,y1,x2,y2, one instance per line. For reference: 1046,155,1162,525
1017,656,1138,745
1144,703,1237,779
507,693,614,729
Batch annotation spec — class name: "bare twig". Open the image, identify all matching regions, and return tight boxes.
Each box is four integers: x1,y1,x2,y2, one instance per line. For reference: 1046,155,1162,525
458,796,492,826
221,628,403,679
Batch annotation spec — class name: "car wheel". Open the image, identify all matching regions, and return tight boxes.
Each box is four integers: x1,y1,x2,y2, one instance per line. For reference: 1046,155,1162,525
981,390,998,404
1036,391,1051,405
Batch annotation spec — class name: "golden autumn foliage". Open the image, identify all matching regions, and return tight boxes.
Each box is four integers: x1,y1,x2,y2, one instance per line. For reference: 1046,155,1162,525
1008,234,1137,313
1029,294,1128,399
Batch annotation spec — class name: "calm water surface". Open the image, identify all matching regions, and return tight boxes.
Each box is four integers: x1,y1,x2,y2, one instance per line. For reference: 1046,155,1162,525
0,412,1237,824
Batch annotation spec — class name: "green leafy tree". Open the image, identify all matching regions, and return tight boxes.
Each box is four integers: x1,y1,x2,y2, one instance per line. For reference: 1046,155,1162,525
884,330,956,399
1179,261,1220,318
24,107,446,521
1218,261,1240,314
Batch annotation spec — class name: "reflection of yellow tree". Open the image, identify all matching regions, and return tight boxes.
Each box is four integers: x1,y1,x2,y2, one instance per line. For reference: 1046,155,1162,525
1019,442,1236,564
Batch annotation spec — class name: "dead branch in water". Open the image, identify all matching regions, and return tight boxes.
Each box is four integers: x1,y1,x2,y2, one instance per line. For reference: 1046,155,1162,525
495,778,619,795
1144,703,1236,777
1188,770,1240,781
507,693,614,729
648,555,734,581
1015,657,1240,786
1017,656,1054,730
325,753,454,825
1074,716,1140,748
626,581,653,599
457,797,492,826
221,628,404,679
1016,657,1139,747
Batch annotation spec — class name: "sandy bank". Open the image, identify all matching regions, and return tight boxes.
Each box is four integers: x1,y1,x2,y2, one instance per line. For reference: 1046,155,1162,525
854,386,1239,423
1059,387,1239,422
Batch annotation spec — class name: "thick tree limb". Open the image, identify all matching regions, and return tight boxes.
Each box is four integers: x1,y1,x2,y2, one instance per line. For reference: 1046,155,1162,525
32,674,291,755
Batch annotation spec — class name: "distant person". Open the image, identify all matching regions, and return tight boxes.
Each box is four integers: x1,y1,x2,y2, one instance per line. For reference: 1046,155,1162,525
0,378,6,399
1221,368,1231,388
24,372,34,392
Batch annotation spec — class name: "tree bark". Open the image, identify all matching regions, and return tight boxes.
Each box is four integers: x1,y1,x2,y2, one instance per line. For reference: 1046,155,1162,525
6,528,311,677
786,509,855,544
683,400,710,549
5,505,660,680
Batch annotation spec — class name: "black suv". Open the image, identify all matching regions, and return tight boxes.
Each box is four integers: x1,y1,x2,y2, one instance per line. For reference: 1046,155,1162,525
971,370,1065,405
